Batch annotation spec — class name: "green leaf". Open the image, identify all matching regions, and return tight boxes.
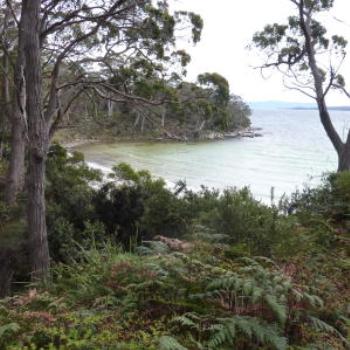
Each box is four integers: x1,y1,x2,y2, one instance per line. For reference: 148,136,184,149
0,323,20,339
159,336,188,350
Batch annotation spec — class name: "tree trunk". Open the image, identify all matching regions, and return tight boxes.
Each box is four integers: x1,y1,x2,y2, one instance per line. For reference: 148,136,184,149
22,0,50,280
107,97,114,118
27,151,49,280
0,6,11,160
0,58,9,160
134,112,140,128
338,132,350,171
5,113,26,204
4,7,27,205
161,109,166,128
141,115,145,133
0,30,9,159
298,2,348,172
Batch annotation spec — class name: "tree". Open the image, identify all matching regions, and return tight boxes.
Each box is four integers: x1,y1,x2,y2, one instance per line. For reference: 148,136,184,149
0,4,10,160
21,0,49,279
15,0,202,279
2,0,28,205
253,0,350,171
0,1,27,203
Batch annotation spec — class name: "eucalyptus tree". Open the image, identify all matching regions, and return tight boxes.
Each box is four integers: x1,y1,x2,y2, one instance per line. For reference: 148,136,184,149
17,0,202,279
0,0,28,203
0,3,11,159
197,73,250,131
253,0,350,171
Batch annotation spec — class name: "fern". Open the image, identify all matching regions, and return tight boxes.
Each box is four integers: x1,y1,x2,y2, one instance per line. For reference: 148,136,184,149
136,241,170,255
308,316,350,348
173,314,201,331
0,322,20,339
208,316,287,350
264,294,287,326
159,336,189,350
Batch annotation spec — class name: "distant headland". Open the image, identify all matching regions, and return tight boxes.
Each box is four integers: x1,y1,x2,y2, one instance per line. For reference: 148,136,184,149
249,100,350,111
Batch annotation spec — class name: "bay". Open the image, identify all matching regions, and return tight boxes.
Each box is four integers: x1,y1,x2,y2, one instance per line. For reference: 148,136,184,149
75,109,350,202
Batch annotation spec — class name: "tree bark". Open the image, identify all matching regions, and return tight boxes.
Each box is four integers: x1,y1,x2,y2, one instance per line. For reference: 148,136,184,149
0,7,10,160
107,96,114,118
4,5,27,205
161,108,166,128
338,132,350,171
5,111,26,204
0,50,9,160
22,0,50,280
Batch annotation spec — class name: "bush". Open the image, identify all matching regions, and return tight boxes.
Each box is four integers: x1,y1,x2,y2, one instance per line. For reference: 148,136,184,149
107,163,193,239
290,172,350,223
45,155,303,259
46,144,103,262
94,183,145,245
1,246,347,350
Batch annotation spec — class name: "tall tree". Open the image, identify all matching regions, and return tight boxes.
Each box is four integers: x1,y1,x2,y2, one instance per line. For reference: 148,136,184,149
16,0,202,279
253,0,350,171
22,0,49,279
3,0,28,204
0,4,11,160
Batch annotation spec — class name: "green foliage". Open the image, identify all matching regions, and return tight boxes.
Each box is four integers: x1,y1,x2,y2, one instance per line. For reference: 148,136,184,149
0,240,348,349
159,336,188,350
2,150,350,349
46,144,103,262
0,322,20,347
188,187,295,257
290,172,350,226
94,183,145,245
208,316,287,350
44,156,316,260
109,163,192,238
165,258,348,349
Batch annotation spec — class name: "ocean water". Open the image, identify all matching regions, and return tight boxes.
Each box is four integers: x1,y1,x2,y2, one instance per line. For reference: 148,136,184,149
75,109,350,202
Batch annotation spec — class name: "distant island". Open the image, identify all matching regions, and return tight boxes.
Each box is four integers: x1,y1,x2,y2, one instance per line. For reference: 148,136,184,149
250,100,350,111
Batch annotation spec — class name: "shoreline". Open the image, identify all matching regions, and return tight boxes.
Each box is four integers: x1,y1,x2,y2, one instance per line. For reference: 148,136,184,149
60,126,264,150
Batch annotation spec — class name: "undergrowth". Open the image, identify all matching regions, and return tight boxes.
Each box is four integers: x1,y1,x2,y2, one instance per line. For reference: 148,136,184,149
0,240,349,349
0,150,349,349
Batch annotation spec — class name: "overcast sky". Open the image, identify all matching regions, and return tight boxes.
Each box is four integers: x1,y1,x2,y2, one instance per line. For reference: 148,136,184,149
171,0,350,105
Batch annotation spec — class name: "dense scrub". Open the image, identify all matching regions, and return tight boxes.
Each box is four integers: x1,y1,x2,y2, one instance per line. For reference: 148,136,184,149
0,146,349,349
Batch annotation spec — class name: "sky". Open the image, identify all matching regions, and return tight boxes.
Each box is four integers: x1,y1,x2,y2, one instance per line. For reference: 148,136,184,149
170,0,350,105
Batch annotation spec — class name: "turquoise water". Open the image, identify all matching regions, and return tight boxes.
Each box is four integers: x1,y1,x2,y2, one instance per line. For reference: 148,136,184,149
75,109,350,202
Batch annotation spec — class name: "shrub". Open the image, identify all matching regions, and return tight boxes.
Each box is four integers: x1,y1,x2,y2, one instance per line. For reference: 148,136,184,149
46,144,103,262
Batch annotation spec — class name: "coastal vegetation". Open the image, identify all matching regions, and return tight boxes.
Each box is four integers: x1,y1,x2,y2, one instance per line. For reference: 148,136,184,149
56,72,251,142
0,0,349,349
0,146,349,349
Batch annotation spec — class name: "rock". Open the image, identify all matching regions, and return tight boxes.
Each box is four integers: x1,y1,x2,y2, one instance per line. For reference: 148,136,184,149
224,131,240,139
153,235,194,253
240,131,255,138
202,132,224,140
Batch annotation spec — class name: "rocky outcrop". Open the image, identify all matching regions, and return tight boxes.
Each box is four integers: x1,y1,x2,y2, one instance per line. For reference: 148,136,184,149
227,127,263,138
153,127,264,142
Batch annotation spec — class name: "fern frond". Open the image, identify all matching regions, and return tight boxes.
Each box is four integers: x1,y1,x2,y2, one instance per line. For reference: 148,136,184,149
172,314,200,331
208,316,287,350
264,294,287,325
308,316,350,348
159,336,188,350
303,293,324,308
0,322,20,339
